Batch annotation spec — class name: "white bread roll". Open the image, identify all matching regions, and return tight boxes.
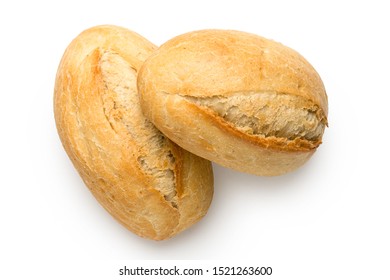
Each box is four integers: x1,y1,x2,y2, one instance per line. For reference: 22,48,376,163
138,29,328,176
54,26,213,240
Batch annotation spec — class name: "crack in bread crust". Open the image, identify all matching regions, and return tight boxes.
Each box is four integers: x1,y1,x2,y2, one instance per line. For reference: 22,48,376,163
100,50,178,208
181,91,327,144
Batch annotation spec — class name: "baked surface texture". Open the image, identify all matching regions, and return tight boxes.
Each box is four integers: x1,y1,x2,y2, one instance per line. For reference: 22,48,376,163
138,29,328,176
54,25,213,240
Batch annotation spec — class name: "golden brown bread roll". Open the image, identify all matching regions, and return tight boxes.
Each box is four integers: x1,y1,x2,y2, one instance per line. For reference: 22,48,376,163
138,29,328,176
54,25,213,240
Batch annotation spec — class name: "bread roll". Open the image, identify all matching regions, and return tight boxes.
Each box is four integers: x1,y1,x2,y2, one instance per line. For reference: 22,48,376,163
138,29,328,176
54,25,213,240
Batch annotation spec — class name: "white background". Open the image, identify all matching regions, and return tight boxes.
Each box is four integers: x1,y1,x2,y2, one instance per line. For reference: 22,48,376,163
1,0,389,279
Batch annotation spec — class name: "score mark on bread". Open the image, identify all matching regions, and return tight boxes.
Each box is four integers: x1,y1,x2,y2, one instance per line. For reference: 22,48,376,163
183,92,327,149
100,50,178,208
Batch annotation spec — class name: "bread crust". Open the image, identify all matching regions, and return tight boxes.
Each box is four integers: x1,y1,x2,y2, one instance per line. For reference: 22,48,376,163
54,25,213,240
138,29,328,176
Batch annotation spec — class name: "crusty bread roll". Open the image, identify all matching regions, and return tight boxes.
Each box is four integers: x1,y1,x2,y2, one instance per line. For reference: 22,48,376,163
54,25,213,240
138,29,328,176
